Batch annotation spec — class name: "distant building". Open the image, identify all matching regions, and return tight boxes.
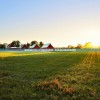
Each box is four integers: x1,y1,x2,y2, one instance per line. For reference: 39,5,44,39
29,44,40,49
9,47,20,49
7,44,20,49
41,43,54,49
21,44,29,49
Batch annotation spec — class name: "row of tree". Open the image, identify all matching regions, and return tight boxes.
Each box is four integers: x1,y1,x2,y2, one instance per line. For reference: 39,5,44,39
67,44,82,49
67,42,93,49
0,40,44,49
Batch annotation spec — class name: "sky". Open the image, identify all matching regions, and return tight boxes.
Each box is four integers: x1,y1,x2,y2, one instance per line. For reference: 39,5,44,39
0,0,100,47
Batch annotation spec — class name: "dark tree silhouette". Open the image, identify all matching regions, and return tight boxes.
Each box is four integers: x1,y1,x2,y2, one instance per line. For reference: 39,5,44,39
31,41,38,46
0,44,5,49
39,41,44,47
10,40,20,47
26,42,30,47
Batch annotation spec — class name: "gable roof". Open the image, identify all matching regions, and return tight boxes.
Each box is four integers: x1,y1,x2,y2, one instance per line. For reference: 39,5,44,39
21,44,28,49
29,44,37,48
41,43,51,48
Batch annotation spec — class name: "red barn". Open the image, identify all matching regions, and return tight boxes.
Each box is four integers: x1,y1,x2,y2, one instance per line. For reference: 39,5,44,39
21,44,29,49
41,43,54,49
29,44,40,49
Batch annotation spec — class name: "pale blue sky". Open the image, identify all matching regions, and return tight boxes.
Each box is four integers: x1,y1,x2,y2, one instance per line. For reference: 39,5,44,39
0,0,100,46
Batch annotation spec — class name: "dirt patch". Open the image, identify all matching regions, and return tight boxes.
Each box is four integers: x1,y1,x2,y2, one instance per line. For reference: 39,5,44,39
0,72,10,78
32,79,76,96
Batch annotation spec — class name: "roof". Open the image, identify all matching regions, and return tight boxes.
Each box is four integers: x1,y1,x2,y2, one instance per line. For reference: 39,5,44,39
21,44,26,47
41,43,51,48
29,44,37,48
10,47,20,48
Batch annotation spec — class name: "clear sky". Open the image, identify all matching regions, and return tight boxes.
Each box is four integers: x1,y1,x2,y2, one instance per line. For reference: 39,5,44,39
0,0,100,47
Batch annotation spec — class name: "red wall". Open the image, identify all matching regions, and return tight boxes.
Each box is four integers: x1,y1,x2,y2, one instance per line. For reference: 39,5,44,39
47,44,54,49
22,45,28,49
33,45,40,49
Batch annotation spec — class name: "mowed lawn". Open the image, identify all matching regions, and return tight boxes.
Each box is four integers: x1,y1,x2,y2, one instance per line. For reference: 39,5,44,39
0,52,100,100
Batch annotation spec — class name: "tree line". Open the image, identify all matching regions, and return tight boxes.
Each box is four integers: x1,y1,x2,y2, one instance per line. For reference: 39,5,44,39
67,42,94,49
0,41,97,49
0,40,44,49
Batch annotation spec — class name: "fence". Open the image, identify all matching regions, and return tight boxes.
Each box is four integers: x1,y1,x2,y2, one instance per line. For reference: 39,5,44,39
0,48,100,52
0,48,76,52
24,49,76,52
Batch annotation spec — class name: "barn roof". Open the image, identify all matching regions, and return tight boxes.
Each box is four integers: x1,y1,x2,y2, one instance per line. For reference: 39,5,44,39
41,43,51,48
29,44,37,48
21,44,26,47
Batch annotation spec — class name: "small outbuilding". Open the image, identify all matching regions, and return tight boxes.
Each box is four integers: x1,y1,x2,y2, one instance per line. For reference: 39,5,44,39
7,44,19,49
21,44,29,49
41,43,54,49
29,44,40,49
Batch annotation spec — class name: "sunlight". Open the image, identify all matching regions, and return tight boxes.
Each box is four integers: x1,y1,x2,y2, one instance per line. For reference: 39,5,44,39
92,41,100,48
0,52,51,58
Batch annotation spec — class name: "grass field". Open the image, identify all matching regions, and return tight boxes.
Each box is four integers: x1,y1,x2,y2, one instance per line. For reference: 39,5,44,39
0,51,100,100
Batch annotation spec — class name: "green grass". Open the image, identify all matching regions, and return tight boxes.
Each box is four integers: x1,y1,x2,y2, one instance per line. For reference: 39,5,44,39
0,52,100,100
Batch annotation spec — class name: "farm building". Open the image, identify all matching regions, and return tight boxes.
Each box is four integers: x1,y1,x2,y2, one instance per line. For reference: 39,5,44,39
29,44,40,49
21,44,29,49
7,44,19,49
41,43,54,49
7,44,21,50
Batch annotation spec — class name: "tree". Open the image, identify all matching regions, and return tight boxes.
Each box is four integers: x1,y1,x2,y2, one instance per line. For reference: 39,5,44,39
39,41,44,47
31,41,38,46
10,41,16,47
10,40,20,47
76,44,83,49
0,44,5,49
2,44,5,49
26,42,30,48
16,40,20,47
67,45,75,49
0,43,2,48
83,42,92,48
